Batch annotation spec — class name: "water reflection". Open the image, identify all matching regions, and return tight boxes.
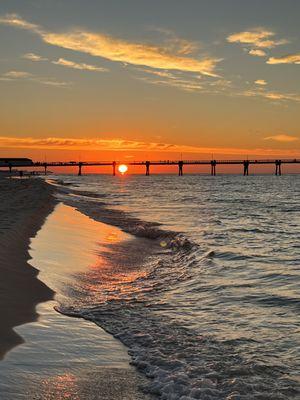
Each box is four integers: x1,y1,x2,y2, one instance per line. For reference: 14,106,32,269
0,203,145,399
40,373,79,400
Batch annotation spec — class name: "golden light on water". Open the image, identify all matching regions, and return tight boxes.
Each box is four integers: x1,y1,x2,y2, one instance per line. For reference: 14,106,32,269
118,164,128,174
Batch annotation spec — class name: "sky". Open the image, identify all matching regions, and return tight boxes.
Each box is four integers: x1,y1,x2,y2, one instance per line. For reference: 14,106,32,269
0,0,299,166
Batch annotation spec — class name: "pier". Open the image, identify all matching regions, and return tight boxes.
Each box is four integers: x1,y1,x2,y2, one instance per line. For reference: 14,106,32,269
1,158,299,176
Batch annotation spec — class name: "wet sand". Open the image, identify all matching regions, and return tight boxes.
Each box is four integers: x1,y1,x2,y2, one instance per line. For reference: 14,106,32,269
0,179,151,399
0,177,55,359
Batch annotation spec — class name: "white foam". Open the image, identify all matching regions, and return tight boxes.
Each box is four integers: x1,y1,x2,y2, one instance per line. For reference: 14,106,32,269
57,300,297,400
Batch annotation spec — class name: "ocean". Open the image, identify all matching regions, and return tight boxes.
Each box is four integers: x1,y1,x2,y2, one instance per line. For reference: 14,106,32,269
50,174,300,400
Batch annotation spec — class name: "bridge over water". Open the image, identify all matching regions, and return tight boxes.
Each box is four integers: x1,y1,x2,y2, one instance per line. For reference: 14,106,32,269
1,158,299,176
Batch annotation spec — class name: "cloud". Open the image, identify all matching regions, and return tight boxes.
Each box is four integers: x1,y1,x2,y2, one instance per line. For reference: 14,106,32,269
23,52,48,61
242,89,300,103
0,70,71,87
52,58,108,72
255,79,267,85
3,70,32,78
135,67,231,94
0,13,40,32
135,67,178,80
264,134,299,142
249,49,266,57
137,75,204,92
137,66,298,104
227,28,287,48
267,53,300,65
33,78,71,87
0,136,298,156
148,27,199,55
0,13,221,77
262,92,299,101
23,52,108,72
42,31,220,76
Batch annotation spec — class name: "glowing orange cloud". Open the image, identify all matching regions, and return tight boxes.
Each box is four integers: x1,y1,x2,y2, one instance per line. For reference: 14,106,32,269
0,14,220,77
0,136,298,156
267,54,300,65
264,134,299,142
227,28,287,48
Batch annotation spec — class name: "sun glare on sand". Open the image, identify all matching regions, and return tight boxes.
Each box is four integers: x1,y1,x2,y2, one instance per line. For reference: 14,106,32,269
118,164,128,174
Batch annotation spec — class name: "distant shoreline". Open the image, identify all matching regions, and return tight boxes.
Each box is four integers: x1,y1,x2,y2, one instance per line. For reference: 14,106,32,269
0,177,55,359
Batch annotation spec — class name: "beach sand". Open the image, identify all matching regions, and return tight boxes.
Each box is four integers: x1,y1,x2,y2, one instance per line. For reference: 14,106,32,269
0,177,55,359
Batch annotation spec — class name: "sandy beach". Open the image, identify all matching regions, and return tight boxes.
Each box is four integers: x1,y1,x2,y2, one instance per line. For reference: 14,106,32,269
0,177,55,359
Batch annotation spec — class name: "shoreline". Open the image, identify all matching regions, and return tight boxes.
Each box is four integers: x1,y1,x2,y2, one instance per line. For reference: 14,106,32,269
0,177,56,359
0,177,152,399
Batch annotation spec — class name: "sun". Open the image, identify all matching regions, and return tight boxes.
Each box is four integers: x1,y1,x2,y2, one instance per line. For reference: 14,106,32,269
118,164,128,174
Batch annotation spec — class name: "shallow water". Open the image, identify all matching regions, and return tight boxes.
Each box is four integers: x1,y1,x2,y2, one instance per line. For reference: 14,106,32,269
52,174,300,400
0,203,149,399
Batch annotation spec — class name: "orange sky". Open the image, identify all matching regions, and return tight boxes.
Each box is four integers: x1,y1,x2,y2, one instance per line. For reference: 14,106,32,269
0,2,299,172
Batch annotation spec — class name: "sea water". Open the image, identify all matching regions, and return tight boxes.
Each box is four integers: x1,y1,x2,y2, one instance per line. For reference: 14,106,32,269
53,174,299,400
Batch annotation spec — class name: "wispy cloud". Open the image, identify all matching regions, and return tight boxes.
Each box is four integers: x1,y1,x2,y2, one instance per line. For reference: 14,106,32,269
0,70,70,87
242,89,300,103
264,134,299,142
42,32,220,76
22,52,48,61
136,67,300,104
0,13,40,32
33,78,71,87
248,49,267,57
52,57,108,72
147,27,199,55
227,28,287,48
262,92,300,101
135,67,179,80
23,51,108,72
267,53,300,65
255,79,267,85
3,70,32,78
0,14,221,77
137,75,203,92
135,67,231,94
0,136,298,156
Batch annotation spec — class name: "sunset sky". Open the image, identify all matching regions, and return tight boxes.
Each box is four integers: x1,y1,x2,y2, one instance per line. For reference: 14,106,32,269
0,0,299,164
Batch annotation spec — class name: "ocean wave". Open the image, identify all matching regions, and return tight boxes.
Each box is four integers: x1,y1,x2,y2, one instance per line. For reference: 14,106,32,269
55,186,195,250
255,294,300,311
56,301,299,400
212,251,253,261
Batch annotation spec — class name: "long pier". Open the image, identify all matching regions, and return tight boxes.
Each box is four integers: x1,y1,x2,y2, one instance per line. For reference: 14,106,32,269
1,158,299,176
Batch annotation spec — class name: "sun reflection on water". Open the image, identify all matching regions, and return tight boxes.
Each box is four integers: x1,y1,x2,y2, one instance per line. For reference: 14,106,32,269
40,373,79,400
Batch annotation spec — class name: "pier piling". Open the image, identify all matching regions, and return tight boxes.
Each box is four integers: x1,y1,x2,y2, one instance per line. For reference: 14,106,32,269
112,161,116,176
78,162,83,176
275,160,282,176
178,161,183,176
43,163,47,175
211,160,216,176
145,161,150,176
243,160,249,176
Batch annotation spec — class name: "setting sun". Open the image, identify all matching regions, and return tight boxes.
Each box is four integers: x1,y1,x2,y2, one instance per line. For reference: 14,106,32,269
118,164,128,174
